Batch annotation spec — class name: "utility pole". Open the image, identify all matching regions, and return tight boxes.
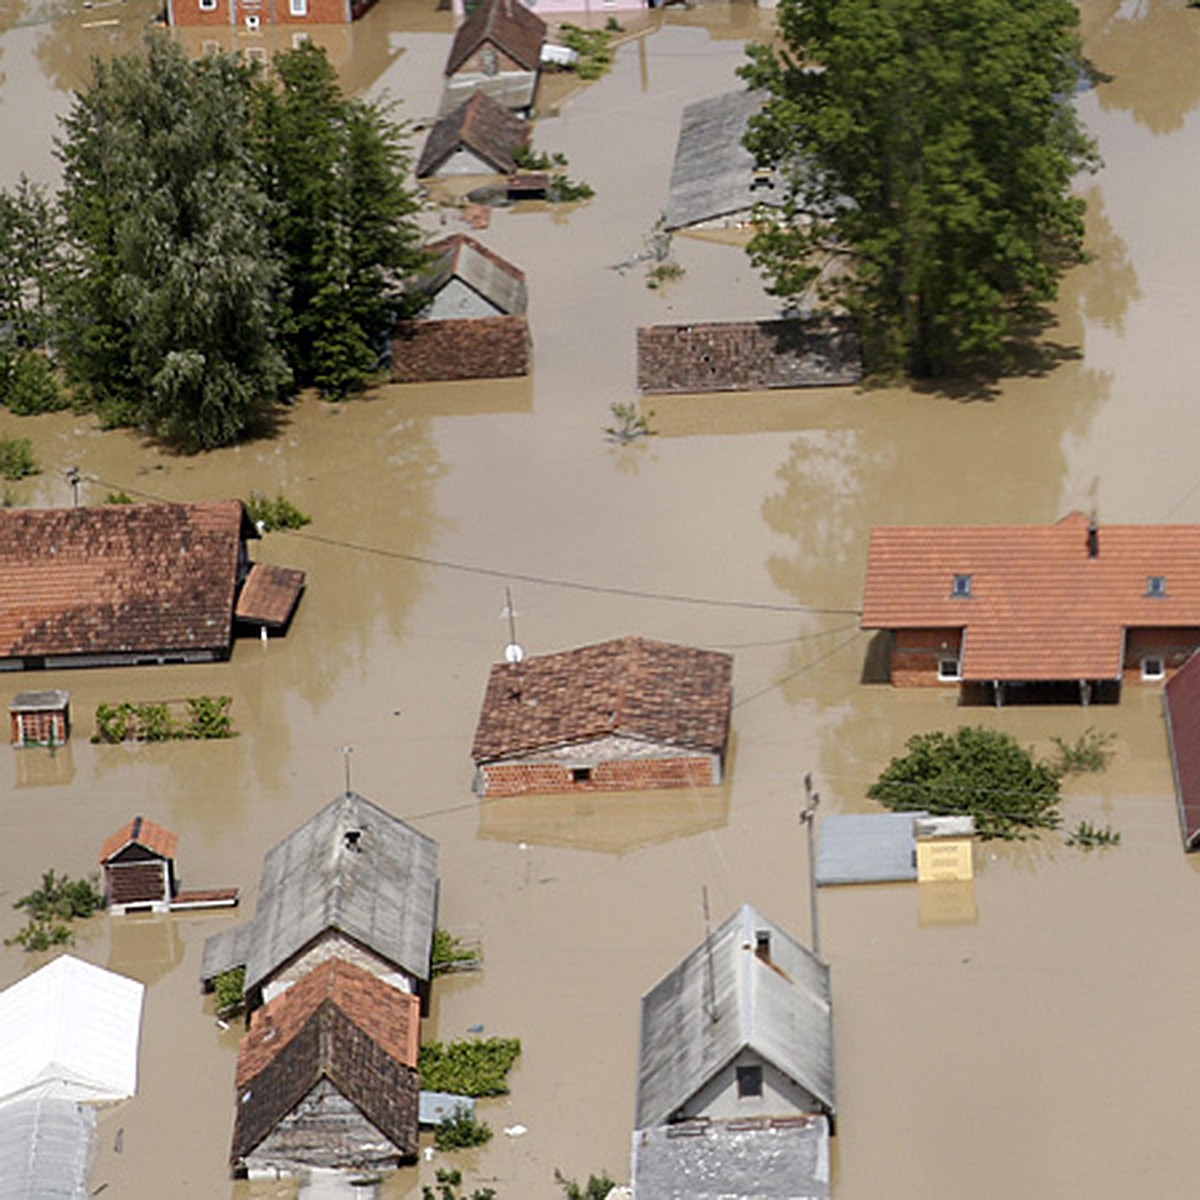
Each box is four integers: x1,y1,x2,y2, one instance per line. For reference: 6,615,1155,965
801,773,821,959
66,466,80,508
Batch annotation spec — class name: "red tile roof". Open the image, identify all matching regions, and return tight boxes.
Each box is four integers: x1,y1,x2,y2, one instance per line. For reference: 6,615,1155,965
0,500,251,663
861,513,1200,681
389,314,531,382
236,959,419,1089
235,563,306,628
472,636,733,762
1164,652,1200,850
100,815,179,864
446,0,546,75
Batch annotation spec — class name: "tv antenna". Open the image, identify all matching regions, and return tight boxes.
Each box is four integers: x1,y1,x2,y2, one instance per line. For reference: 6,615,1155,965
340,744,354,794
502,586,524,664
701,885,719,1024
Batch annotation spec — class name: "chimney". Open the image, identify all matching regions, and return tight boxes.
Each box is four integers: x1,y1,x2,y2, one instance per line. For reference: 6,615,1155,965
1087,517,1099,559
755,930,771,963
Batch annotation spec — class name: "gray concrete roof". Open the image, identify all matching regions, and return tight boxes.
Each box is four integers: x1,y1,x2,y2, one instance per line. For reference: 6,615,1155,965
636,904,834,1128
816,812,926,885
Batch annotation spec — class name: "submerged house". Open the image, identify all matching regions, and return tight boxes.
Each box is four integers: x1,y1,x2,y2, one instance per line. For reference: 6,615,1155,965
166,0,381,31
230,958,421,1177
9,690,70,747
636,904,835,1130
861,512,1200,704
471,636,733,796
0,500,304,672
416,91,529,179
443,0,546,116
201,791,439,1014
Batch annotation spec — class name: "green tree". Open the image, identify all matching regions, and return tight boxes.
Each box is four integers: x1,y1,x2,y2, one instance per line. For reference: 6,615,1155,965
56,36,290,449
867,726,1062,839
254,42,424,399
743,0,1098,377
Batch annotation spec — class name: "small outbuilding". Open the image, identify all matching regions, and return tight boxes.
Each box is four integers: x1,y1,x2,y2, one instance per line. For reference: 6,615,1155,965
415,234,528,320
230,958,421,1177
416,90,529,179
443,0,546,116
9,690,70,747
100,816,178,914
471,635,733,796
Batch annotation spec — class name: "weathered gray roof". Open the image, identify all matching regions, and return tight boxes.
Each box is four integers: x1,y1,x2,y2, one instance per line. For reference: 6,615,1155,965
419,234,527,317
416,90,527,178
201,792,438,995
632,1115,830,1200
816,812,926,885
664,90,783,232
10,690,70,712
440,73,537,117
636,904,834,1128
0,1095,96,1200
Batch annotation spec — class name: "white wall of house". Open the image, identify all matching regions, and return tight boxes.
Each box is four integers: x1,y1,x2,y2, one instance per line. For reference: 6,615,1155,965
680,1050,822,1122
424,277,504,320
262,931,415,1004
433,148,503,177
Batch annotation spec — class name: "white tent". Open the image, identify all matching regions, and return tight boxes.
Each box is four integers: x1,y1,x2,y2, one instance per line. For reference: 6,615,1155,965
0,955,144,1104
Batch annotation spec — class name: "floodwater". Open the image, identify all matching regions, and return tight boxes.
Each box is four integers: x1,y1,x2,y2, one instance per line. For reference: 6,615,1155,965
2,0,1200,1196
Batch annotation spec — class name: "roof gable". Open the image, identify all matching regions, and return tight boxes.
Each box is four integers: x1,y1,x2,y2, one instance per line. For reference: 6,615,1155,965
419,233,527,316
100,815,179,864
861,513,1200,681
240,791,439,995
636,905,834,1128
472,636,733,762
416,90,528,178
0,500,251,662
446,0,546,75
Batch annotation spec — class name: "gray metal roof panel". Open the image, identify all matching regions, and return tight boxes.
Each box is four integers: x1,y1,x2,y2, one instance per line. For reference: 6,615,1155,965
816,812,925,885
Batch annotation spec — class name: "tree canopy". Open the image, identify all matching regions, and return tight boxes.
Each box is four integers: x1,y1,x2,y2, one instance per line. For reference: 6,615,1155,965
867,725,1062,839
743,0,1098,378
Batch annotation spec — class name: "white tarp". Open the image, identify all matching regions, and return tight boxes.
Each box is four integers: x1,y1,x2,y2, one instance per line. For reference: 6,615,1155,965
0,955,144,1104
0,1094,95,1199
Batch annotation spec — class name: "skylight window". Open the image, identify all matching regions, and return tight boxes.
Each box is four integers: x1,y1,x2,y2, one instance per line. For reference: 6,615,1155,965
1147,575,1168,598
951,574,973,599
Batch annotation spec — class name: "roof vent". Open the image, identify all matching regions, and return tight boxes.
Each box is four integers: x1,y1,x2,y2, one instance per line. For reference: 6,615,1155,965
1147,575,1168,598
950,573,972,599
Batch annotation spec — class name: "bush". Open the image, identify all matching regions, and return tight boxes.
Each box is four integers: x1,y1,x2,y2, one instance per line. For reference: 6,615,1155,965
1046,727,1116,776
0,435,38,480
434,1105,493,1151
6,869,103,952
92,696,235,743
184,694,234,739
0,349,68,415
432,928,483,976
1066,820,1121,849
244,490,311,532
555,1170,620,1200
423,1168,497,1200
213,966,246,1017
419,1037,521,1097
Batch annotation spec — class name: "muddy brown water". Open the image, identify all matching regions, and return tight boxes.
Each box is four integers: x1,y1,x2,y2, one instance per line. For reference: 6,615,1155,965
3,0,1200,1196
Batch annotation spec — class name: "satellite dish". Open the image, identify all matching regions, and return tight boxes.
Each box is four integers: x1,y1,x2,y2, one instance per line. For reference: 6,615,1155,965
505,643,525,664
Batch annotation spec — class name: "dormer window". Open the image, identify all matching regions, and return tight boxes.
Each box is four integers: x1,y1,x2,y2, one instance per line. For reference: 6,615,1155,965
1147,575,1168,598
951,574,972,599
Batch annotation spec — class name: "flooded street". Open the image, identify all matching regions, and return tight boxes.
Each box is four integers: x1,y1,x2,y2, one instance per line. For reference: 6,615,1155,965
3,0,1200,1196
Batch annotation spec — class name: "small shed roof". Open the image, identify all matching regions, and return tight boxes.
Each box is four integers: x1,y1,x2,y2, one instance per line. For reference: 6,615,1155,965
231,973,420,1166
815,812,925,885
10,690,70,713
0,955,144,1105
446,0,546,75
234,563,306,628
861,512,1200,681
204,791,439,996
100,815,179,864
0,500,254,664
472,636,733,763
0,1094,96,1200
1164,651,1200,850
416,90,528,178
390,314,532,383
636,904,834,1129
418,233,527,316
664,90,784,232
632,1115,830,1200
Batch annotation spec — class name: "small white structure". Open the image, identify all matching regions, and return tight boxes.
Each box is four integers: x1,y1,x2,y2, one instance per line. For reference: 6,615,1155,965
0,955,144,1105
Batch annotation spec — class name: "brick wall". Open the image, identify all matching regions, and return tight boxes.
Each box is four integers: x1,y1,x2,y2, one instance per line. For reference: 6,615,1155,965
890,628,963,687
479,754,717,796
10,709,68,746
1123,627,1200,685
169,0,362,28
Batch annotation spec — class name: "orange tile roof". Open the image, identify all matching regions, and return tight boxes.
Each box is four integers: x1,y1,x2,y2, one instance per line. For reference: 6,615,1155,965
99,815,179,863
472,636,733,761
234,563,306,628
236,959,419,1089
861,513,1200,681
0,500,250,662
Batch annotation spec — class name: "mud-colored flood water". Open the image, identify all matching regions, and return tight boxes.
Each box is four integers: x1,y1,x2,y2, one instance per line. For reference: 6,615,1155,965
3,0,1200,1196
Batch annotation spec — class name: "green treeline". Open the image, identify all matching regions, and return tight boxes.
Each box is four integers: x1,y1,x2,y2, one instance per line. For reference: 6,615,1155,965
0,36,425,450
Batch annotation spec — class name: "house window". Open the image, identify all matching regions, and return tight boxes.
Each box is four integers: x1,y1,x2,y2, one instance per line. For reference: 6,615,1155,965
1146,575,1168,598
736,1065,763,1098
290,0,308,14
571,767,592,783
951,574,972,599
481,46,499,76
938,658,961,682
199,0,217,9
245,13,260,29
1142,657,1166,681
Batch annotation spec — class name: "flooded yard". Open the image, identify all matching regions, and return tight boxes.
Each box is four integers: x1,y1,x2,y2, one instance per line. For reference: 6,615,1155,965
2,0,1200,1196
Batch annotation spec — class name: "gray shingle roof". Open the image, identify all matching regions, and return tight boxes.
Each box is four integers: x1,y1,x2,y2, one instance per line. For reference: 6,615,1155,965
636,904,834,1129
201,792,438,995
416,90,527,178
419,234,527,317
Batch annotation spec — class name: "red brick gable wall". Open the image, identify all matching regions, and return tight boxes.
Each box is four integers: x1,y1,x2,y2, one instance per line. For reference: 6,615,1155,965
479,754,718,797
889,629,963,687
1123,627,1200,684
168,0,367,27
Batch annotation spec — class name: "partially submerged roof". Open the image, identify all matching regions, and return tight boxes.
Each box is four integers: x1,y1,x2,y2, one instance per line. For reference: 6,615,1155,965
10,690,70,712
637,319,863,394
231,960,420,1166
664,90,784,232
636,904,834,1129
0,955,144,1105
204,791,439,995
235,563,306,629
418,233,528,316
390,314,532,383
472,636,733,763
416,90,528,178
0,1094,96,1200
0,500,253,663
861,513,1200,681
816,812,926,885
100,815,179,864
1164,651,1200,850
446,0,546,75
632,1115,830,1200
